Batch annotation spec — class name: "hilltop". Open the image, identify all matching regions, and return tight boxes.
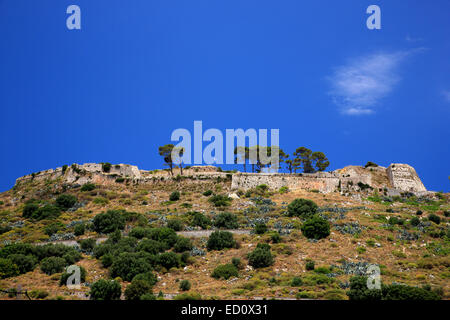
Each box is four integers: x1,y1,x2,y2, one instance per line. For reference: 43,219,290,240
0,162,448,300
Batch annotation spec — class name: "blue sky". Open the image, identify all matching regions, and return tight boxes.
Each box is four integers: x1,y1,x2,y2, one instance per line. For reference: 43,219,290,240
0,0,449,192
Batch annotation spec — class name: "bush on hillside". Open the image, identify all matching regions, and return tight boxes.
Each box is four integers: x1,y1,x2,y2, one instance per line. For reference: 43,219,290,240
214,212,238,229
125,279,153,300
167,219,184,231
132,272,158,287
211,264,239,280
40,257,67,275
110,252,152,282
206,231,236,251
156,252,181,270
191,212,211,229
301,216,330,240
173,237,193,253
287,199,318,219
93,210,126,234
74,223,85,236
179,280,191,291
247,247,274,268
90,279,121,300
169,191,180,201
208,195,232,207
8,254,37,274
254,223,268,234
0,258,20,279
80,183,96,192
55,194,77,210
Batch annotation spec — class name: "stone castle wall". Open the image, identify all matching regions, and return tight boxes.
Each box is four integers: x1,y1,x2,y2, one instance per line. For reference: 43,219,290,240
387,163,426,192
14,162,428,194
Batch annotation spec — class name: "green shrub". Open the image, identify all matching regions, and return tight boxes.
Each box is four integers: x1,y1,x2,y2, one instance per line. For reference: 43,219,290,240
74,223,85,236
428,214,441,225
61,250,82,265
247,248,274,268
137,239,166,255
132,272,158,287
291,277,303,286
59,266,87,286
40,257,67,275
36,243,80,261
0,258,20,279
202,190,213,196
90,279,121,300
129,227,148,239
256,243,271,251
55,194,77,210
214,212,238,229
125,279,153,300
44,222,64,236
30,205,61,220
211,264,239,280
93,210,126,234
156,252,181,270
279,186,289,194
287,199,318,218
173,237,193,253
174,292,202,300
254,223,268,234
382,284,441,300
301,216,330,240
207,231,236,251
115,177,125,183
410,217,420,226
80,183,96,192
192,212,211,229
22,203,39,219
0,225,11,235
347,275,441,300
0,243,38,259
169,191,180,201
8,254,37,274
147,227,178,248
101,253,114,268
305,260,315,271
270,232,281,243
141,293,157,300
110,252,152,282
364,161,378,168
179,280,191,291
79,238,96,252
62,250,81,264
416,210,423,216
29,290,49,299
231,257,243,270
93,197,109,205
314,266,332,274
102,162,112,173
208,194,232,207
167,219,184,231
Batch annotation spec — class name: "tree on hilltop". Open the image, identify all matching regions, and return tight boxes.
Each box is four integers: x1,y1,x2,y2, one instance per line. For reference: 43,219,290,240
158,144,175,176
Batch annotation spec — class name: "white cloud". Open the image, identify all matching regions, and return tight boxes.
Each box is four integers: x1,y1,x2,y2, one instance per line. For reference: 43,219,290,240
405,35,423,43
328,51,409,115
